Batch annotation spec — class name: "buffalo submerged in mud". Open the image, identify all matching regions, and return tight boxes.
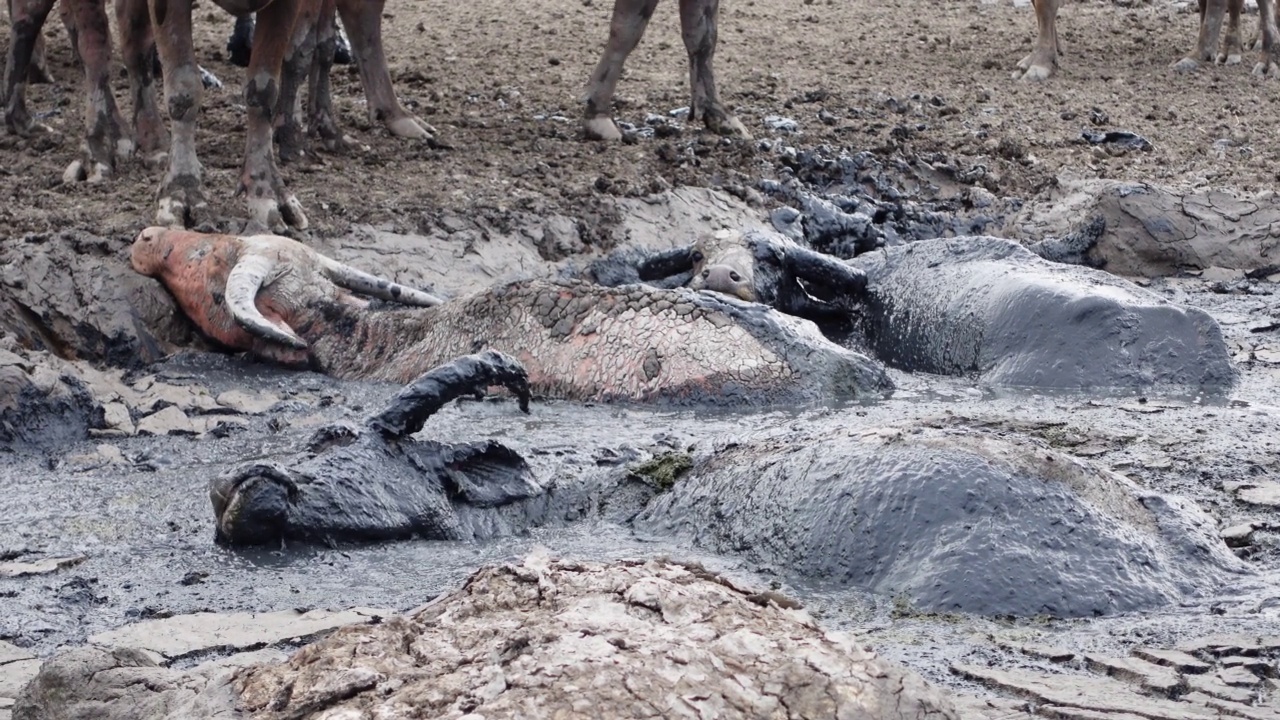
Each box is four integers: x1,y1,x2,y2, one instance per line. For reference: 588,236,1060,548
129,227,892,405
594,229,1237,394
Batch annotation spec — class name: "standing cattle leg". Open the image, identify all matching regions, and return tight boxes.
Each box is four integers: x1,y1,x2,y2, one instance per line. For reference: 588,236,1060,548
239,0,311,230
3,0,55,135
335,0,435,140
8,0,51,82
1256,0,1280,75
679,0,747,138
115,0,168,167
1174,0,1230,71
148,0,208,226
274,1,321,164
227,13,254,67
307,0,346,149
1220,0,1244,64
60,0,133,183
583,0,659,141
1014,0,1059,80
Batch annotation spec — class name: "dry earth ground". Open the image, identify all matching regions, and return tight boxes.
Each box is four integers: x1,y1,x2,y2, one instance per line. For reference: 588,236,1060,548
1,0,1277,242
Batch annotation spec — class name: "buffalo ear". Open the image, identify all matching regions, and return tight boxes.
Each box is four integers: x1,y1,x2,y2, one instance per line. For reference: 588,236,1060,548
637,244,696,282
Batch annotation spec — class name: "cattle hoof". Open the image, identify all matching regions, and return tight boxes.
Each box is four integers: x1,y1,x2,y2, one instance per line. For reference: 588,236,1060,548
142,151,169,170
156,181,208,228
1222,51,1243,66
1253,59,1280,77
710,114,752,140
249,195,309,234
1015,64,1054,82
386,115,436,141
584,116,623,142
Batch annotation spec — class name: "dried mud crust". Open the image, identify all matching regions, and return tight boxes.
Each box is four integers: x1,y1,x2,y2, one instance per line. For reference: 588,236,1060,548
3,0,1279,239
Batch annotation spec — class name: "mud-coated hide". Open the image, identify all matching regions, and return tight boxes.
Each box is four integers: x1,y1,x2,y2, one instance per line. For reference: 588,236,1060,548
850,236,1237,392
636,425,1247,618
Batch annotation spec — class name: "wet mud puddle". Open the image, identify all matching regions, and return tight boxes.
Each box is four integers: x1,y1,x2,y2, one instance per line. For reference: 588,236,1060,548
1,274,1278,702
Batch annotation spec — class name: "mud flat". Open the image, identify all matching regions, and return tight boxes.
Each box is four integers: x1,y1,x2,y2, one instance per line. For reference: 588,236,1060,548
3,0,1280,715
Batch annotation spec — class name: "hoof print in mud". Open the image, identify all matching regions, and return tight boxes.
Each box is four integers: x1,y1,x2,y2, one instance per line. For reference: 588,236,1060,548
851,236,1238,392
637,424,1249,618
211,351,543,547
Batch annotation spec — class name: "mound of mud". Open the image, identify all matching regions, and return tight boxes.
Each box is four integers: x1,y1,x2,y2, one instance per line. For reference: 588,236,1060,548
15,554,960,719
850,236,1237,392
0,342,104,448
636,424,1247,618
1015,178,1280,277
0,232,195,368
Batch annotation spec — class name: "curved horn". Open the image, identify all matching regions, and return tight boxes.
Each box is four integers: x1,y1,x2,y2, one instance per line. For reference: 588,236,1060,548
226,253,308,349
317,256,444,307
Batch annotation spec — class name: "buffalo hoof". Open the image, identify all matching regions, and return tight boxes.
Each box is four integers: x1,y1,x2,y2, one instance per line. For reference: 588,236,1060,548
583,116,623,142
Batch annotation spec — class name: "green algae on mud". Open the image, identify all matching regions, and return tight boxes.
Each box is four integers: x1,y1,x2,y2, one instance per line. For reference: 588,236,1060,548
627,452,694,492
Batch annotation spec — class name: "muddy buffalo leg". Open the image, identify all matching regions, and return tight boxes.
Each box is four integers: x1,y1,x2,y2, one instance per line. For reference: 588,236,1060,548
3,0,55,135
635,245,696,282
227,13,254,67
1175,0,1227,71
306,0,346,150
236,0,312,231
1015,0,1060,80
1222,0,1243,63
779,245,869,300
367,351,531,438
583,0,659,141
274,0,320,164
10,0,52,83
679,0,746,137
116,0,168,168
1256,0,1280,75
59,0,133,183
335,0,435,141
149,0,209,227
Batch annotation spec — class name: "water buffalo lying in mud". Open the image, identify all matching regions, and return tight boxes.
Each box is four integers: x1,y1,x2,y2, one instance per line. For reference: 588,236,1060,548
636,422,1249,618
130,227,892,404
211,350,550,545
850,236,1237,392
580,229,869,325
1019,0,1279,80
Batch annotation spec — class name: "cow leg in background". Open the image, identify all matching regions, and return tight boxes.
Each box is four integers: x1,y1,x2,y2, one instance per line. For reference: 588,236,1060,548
1014,0,1059,81
274,1,321,164
307,0,347,149
116,0,168,167
679,0,746,137
1256,0,1280,75
1221,0,1243,64
583,0,658,141
1174,0,1228,71
149,0,209,227
335,0,434,141
228,13,254,67
9,0,52,83
59,0,133,182
3,0,55,135
238,0,311,231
